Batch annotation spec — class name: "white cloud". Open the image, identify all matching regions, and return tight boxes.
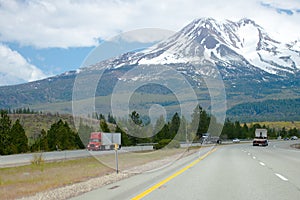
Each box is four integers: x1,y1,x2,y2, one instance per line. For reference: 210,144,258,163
0,44,46,85
0,0,299,48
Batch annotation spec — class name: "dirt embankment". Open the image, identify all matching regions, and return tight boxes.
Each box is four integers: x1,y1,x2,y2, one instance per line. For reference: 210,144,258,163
290,143,300,149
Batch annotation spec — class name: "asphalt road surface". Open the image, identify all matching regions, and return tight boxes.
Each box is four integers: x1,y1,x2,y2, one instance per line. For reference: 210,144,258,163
71,140,300,200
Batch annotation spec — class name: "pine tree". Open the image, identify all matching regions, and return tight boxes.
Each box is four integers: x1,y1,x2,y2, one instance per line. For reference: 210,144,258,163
47,120,83,151
78,121,94,147
107,113,116,124
0,110,12,155
100,119,110,132
116,125,131,146
10,119,28,153
168,112,180,139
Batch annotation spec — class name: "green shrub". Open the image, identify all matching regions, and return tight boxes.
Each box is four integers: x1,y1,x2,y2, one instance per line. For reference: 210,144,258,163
31,153,44,166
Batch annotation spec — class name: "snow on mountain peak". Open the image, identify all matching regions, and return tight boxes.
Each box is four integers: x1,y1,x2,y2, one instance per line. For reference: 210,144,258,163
134,18,300,76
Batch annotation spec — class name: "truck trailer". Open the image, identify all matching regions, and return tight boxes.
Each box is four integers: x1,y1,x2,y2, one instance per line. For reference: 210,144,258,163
87,132,121,151
253,129,268,146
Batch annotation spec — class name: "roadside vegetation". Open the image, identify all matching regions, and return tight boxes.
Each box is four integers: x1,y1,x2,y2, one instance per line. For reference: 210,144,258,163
0,148,191,199
1,105,300,156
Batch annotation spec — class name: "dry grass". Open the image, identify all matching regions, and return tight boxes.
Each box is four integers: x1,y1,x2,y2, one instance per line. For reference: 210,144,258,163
0,157,112,200
248,121,300,130
291,144,300,149
0,148,190,200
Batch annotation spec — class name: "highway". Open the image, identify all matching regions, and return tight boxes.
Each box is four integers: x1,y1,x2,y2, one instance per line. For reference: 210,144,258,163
71,140,300,200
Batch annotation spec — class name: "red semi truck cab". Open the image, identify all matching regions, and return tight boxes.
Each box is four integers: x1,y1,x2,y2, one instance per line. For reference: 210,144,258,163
87,132,121,151
87,132,102,151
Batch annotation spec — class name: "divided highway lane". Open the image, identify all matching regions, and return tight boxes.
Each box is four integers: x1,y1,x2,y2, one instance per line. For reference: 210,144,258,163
71,141,300,200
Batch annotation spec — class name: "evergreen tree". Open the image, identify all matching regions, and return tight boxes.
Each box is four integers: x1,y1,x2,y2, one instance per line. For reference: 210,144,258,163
153,124,169,143
241,123,249,139
78,121,94,147
168,112,180,139
107,113,116,124
130,111,142,126
100,119,110,132
190,105,210,140
0,110,12,155
116,125,131,146
99,113,105,121
176,115,188,142
47,120,83,151
30,129,49,152
10,119,28,153
153,115,166,137
221,119,235,139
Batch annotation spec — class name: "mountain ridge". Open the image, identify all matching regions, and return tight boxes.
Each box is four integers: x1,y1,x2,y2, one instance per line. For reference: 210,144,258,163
0,17,299,122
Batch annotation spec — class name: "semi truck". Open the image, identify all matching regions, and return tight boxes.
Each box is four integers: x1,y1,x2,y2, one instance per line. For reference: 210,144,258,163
87,132,121,151
253,129,268,146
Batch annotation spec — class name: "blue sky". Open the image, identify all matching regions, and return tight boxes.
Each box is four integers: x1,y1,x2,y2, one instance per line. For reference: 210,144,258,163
0,0,299,86
7,43,93,74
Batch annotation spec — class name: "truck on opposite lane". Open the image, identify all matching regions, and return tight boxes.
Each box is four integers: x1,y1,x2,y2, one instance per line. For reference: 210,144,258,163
87,132,121,151
253,129,268,146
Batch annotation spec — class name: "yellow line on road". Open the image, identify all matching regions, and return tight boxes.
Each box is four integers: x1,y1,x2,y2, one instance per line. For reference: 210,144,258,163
131,148,217,200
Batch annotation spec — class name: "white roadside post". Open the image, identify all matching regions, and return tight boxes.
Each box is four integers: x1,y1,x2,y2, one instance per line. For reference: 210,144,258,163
114,143,119,174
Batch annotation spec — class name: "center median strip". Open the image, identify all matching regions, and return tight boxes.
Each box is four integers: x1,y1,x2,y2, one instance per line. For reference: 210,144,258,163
131,147,217,200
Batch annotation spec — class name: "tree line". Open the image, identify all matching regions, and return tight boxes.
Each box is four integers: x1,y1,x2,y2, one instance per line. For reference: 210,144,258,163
0,110,28,155
0,110,84,155
94,105,300,148
1,105,300,155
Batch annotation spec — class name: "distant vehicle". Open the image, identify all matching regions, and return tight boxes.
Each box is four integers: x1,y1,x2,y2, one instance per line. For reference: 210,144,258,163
291,136,298,140
232,138,240,143
201,133,222,144
253,129,268,146
283,137,289,141
87,132,121,151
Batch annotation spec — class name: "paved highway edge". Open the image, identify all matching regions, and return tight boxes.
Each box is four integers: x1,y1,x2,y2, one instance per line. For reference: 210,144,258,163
131,147,217,200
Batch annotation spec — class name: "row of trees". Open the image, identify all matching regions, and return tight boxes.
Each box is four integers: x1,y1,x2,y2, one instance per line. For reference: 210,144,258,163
6,107,38,114
92,105,300,147
30,120,84,152
0,110,84,155
0,110,28,155
2,105,300,155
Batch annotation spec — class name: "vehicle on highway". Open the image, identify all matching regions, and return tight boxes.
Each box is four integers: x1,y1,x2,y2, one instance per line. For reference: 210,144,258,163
290,136,298,140
201,133,222,144
253,129,268,146
283,137,289,141
232,138,240,143
87,132,121,151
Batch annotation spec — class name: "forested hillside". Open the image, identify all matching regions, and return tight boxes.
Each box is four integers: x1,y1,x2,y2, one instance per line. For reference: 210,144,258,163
227,98,300,122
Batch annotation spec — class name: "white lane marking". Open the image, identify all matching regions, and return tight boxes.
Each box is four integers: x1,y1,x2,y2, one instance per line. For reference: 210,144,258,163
247,153,251,156
252,156,256,159
275,173,288,181
259,162,265,166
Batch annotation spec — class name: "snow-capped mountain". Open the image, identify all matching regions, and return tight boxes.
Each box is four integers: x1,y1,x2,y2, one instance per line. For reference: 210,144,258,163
88,18,299,78
1,18,300,113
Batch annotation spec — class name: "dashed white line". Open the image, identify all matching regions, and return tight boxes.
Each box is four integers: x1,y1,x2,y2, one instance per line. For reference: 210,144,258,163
247,153,251,156
259,162,265,166
275,173,288,181
252,156,256,159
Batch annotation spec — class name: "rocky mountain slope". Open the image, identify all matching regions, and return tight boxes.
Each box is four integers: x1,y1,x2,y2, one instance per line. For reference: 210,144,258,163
1,18,299,121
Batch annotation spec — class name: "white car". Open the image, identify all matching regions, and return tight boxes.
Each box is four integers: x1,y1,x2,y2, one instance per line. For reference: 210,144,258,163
291,136,298,140
233,138,240,143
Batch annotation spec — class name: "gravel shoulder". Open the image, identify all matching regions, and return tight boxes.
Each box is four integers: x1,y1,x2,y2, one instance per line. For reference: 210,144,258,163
17,148,199,200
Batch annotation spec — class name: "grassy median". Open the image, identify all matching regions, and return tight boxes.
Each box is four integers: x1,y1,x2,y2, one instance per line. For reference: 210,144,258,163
0,148,193,199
